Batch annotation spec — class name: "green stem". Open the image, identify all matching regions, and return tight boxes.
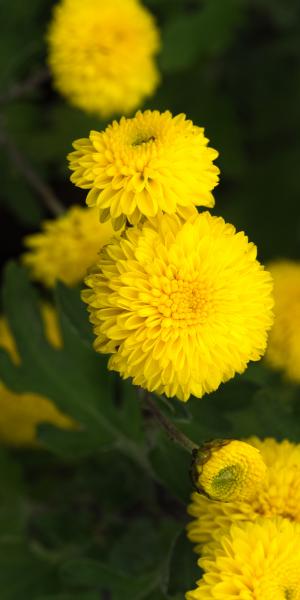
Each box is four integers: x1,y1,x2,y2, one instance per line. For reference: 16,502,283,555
0,124,64,216
144,392,198,455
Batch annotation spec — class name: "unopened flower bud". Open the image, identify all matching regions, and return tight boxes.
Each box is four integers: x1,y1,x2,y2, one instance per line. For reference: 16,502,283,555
191,439,267,502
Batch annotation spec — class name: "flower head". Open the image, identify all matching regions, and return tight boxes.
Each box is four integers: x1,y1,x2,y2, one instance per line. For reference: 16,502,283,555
47,0,160,117
82,211,273,401
186,518,300,600
68,110,219,228
188,437,300,550
23,205,114,287
192,439,266,502
265,260,300,382
0,306,75,446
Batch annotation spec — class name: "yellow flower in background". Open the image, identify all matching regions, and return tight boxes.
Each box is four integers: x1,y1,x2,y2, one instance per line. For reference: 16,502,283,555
82,211,273,401
68,110,219,229
47,0,160,118
0,306,75,446
191,440,266,502
23,205,114,288
265,260,300,382
187,437,300,551
186,518,300,600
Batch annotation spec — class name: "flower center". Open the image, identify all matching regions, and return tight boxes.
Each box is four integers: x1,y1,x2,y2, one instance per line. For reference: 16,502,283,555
211,465,241,498
153,278,211,328
132,134,155,146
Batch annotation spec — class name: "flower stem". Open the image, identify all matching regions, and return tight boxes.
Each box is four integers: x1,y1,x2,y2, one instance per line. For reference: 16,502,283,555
0,67,49,104
0,124,64,216
144,392,198,454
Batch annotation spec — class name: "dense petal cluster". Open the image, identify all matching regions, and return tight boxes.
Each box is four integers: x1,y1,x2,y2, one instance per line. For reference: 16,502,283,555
186,518,300,600
68,110,219,228
47,0,160,117
188,437,300,550
265,260,300,382
82,211,273,401
0,306,74,446
192,440,266,502
23,206,114,287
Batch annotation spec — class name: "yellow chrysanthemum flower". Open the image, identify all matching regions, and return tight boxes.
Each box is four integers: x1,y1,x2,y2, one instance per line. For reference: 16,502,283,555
0,306,74,446
187,518,300,600
191,440,266,502
23,205,114,288
47,0,160,117
188,437,300,550
82,211,273,401
265,260,300,382
68,110,219,228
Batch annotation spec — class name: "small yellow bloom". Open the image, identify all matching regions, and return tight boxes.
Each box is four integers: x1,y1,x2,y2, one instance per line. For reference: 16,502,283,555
192,440,266,502
188,437,300,550
265,260,300,382
68,110,219,228
23,205,114,287
82,211,273,401
186,518,300,600
0,306,75,446
47,0,160,117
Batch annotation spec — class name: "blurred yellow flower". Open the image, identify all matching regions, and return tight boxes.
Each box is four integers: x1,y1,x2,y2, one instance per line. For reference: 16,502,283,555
23,205,114,287
186,518,300,600
192,439,266,502
82,211,273,401
265,260,300,382
0,305,75,446
188,437,300,551
47,0,160,117
68,110,219,229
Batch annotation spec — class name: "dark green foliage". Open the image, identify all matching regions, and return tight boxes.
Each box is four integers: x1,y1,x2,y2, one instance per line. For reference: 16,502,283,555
1,0,300,597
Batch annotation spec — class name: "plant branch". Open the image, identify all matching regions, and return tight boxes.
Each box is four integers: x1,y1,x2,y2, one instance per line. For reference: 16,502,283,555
0,67,50,104
0,126,64,217
144,392,198,454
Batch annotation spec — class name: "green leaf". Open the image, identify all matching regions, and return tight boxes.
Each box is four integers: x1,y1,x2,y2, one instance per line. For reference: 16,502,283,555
0,448,25,537
227,386,300,441
61,560,157,598
38,595,99,600
37,424,112,460
0,538,57,600
168,532,200,596
150,434,191,504
61,521,180,599
0,263,148,469
109,518,176,575
55,283,94,347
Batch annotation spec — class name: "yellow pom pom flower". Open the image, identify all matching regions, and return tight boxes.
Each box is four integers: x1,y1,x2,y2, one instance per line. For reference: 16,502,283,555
191,439,267,502
265,260,300,382
68,110,219,228
23,205,114,288
188,437,300,550
82,211,273,401
186,518,300,600
47,0,160,117
0,306,75,446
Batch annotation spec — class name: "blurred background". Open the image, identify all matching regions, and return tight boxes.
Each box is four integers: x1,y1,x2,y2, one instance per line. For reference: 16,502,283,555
1,0,300,269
